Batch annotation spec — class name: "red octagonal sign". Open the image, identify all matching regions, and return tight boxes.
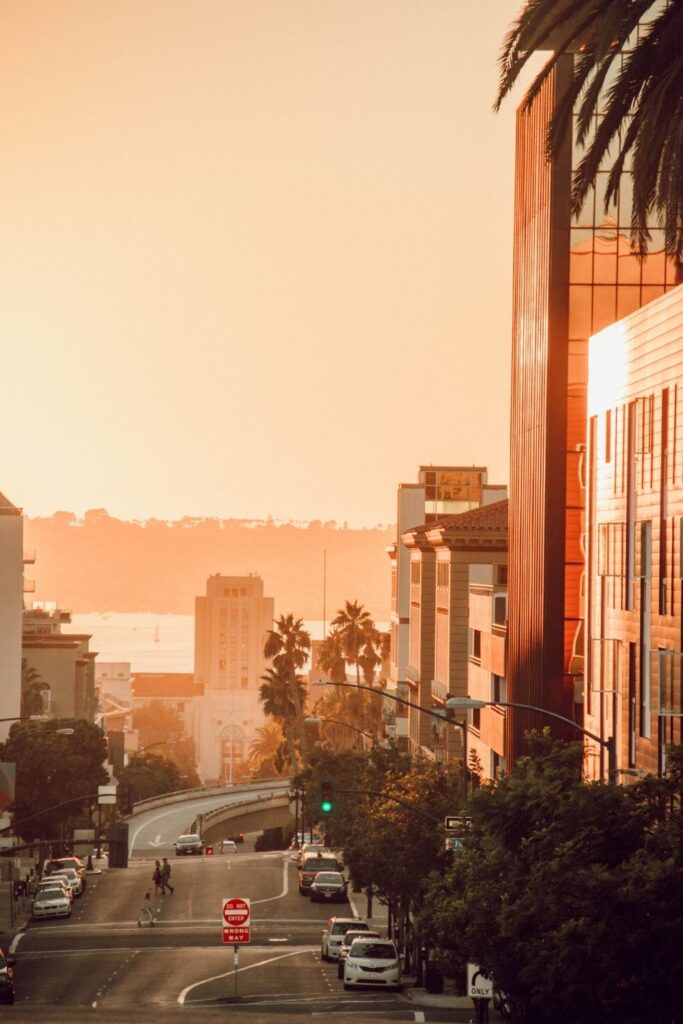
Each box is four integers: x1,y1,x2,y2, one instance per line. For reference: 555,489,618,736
223,897,250,924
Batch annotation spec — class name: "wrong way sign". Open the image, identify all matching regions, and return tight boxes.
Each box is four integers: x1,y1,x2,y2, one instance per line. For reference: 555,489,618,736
222,897,251,944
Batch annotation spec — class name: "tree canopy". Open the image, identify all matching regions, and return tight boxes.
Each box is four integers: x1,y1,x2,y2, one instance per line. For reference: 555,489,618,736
0,719,109,842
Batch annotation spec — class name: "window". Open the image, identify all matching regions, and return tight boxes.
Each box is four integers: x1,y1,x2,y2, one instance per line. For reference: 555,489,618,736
605,408,612,463
635,395,653,454
410,561,421,585
598,522,625,576
492,675,506,703
470,630,481,661
437,562,450,588
493,594,507,626
471,708,481,730
496,564,508,586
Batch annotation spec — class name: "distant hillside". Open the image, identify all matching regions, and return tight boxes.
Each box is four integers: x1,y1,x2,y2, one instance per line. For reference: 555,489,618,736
24,511,394,621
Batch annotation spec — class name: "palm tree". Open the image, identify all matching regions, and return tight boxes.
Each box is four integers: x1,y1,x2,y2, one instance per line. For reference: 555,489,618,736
496,0,683,260
263,614,311,759
259,666,305,770
248,721,287,777
331,600,372,686
317,626,347,683
20,658,49,718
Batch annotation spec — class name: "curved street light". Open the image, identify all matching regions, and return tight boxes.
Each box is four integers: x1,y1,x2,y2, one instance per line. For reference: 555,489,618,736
316,680,468,792
446,697,616,781
304,715,373,748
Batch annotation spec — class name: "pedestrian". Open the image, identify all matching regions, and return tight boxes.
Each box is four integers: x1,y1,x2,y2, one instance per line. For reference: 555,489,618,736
137,891,155,927
160,857,174,895
153,859,164,896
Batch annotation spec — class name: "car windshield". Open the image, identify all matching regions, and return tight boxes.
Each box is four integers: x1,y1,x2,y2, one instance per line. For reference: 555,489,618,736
179,836,200,842
343,931,378,946
332,921,366,935
351,942,396,960
303,857,337,871
35,892,64,902
314,873,342,883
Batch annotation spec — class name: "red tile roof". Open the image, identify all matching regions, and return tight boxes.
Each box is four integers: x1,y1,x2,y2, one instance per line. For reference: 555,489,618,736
132,672,202,698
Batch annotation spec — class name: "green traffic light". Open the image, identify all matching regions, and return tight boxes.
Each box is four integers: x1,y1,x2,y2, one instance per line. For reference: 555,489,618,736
321,799,333,813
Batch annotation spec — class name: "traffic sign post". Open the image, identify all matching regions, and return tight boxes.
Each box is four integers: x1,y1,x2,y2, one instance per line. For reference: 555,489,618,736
222,897,251,945
467,963,493,1024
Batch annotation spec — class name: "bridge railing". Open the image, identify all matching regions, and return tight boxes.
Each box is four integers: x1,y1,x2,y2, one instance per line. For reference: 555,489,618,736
129,777,292,816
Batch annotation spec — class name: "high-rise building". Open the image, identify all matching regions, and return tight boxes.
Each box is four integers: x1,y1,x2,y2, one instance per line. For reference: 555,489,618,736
0,492,23,738
507,52,680,771
191,574,274,783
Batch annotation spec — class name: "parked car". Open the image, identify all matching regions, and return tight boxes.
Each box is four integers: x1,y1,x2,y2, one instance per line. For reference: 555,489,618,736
299,853,341,894
45,856,87,892
220,839,238,854
309,871,347,903
297,842,329,868
174,834,204,856
32,888,72,920
0,950,15,1005
337,930,381,978
37,878,73,902
343,938,401,991
321,917,371,961
51,867,83,897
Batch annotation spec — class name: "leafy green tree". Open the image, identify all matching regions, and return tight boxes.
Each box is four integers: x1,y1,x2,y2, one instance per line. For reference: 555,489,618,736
496,0,683,260
20,658,50,718
132,703,200,787
118,752,187,813
331,600,371,686
263,614,311,758
0,719,109,842
419,733,683,1024
317,626,347,683
248,721,289,778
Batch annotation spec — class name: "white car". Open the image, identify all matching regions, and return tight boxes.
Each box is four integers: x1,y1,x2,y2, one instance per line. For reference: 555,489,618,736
321,917,371,961
220,839,238,854
343,938,401,991
37,879,73,902
32,888,72,919
51,867,83,897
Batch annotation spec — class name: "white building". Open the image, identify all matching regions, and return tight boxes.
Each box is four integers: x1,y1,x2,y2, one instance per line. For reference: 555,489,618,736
0,493,24,739
190,574,274,783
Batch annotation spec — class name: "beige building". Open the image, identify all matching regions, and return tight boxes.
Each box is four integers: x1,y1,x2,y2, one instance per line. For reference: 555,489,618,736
387,467,506,749
0,492,24,738
190,574,274,783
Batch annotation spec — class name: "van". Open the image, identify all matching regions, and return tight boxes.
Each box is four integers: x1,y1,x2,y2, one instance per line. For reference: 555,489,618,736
298,852,341,894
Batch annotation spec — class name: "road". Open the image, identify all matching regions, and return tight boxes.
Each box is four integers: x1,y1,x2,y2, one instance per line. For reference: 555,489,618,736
4,840,469,1023
126,781,290,859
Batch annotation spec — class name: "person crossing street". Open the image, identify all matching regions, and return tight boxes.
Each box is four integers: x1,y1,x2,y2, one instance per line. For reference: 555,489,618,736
161,857,174,895
137,891,155,927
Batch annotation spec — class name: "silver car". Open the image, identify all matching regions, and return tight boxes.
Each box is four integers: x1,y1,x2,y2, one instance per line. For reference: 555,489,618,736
343,938,401,992
32,888,72,919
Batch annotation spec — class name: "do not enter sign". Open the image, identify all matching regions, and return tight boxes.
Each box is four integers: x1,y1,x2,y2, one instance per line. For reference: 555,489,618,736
222,897,251,944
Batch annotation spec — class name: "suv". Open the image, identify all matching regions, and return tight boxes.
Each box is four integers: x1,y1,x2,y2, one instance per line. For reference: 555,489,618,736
174,834,203,856
321,917,371,961
45,856,87,892
299,852,340,894
0,950,15,1005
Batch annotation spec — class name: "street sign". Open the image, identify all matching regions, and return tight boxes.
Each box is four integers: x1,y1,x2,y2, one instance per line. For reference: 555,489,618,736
98,784,117,806
467,963,494,999
222,897,251,944
445,815,470,832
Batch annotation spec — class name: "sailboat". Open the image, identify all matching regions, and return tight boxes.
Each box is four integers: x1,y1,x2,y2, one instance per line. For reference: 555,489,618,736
154,622,160,643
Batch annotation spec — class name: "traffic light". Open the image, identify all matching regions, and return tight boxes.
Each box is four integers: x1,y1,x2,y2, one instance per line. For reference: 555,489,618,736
205,845,214,856
320,780,334,814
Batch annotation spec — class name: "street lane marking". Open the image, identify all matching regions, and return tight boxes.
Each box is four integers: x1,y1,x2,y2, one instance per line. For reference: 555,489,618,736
8,933,24,955
251,854,288,905
178,947,312,1005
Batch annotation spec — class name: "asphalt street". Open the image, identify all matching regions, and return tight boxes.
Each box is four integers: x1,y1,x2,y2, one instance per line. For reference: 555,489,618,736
3,841,471,1023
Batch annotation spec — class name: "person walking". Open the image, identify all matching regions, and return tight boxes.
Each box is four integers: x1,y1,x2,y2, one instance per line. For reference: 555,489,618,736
137,891,155,927
153,859,164,896
160,857,174,895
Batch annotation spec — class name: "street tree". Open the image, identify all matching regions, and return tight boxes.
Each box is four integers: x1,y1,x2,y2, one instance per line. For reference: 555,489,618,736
0,719,109,842
419,733,683,1024
259,665,306,771
263,614,311,757
118,752,187,813
496,0,683,260
132,703,200,787
20,658,50,718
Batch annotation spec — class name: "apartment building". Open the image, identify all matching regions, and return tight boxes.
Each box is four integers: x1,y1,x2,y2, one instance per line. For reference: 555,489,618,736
586,285,683,780
0,492,23,737
402,499,508,765
388,467,505,750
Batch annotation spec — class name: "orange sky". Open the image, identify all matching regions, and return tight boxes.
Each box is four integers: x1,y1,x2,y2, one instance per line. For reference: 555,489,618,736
1,0,526,526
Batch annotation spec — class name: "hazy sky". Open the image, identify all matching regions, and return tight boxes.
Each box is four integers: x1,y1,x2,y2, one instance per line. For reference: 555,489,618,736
1,0,527,526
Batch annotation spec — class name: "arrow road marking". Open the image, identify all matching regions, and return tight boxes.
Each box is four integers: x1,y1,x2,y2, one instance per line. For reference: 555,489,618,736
148,835,164,847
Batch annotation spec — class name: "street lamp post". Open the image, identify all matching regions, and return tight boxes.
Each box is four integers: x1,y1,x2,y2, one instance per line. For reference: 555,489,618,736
304,715,373,751
446,697,617,781
315,680,469,795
